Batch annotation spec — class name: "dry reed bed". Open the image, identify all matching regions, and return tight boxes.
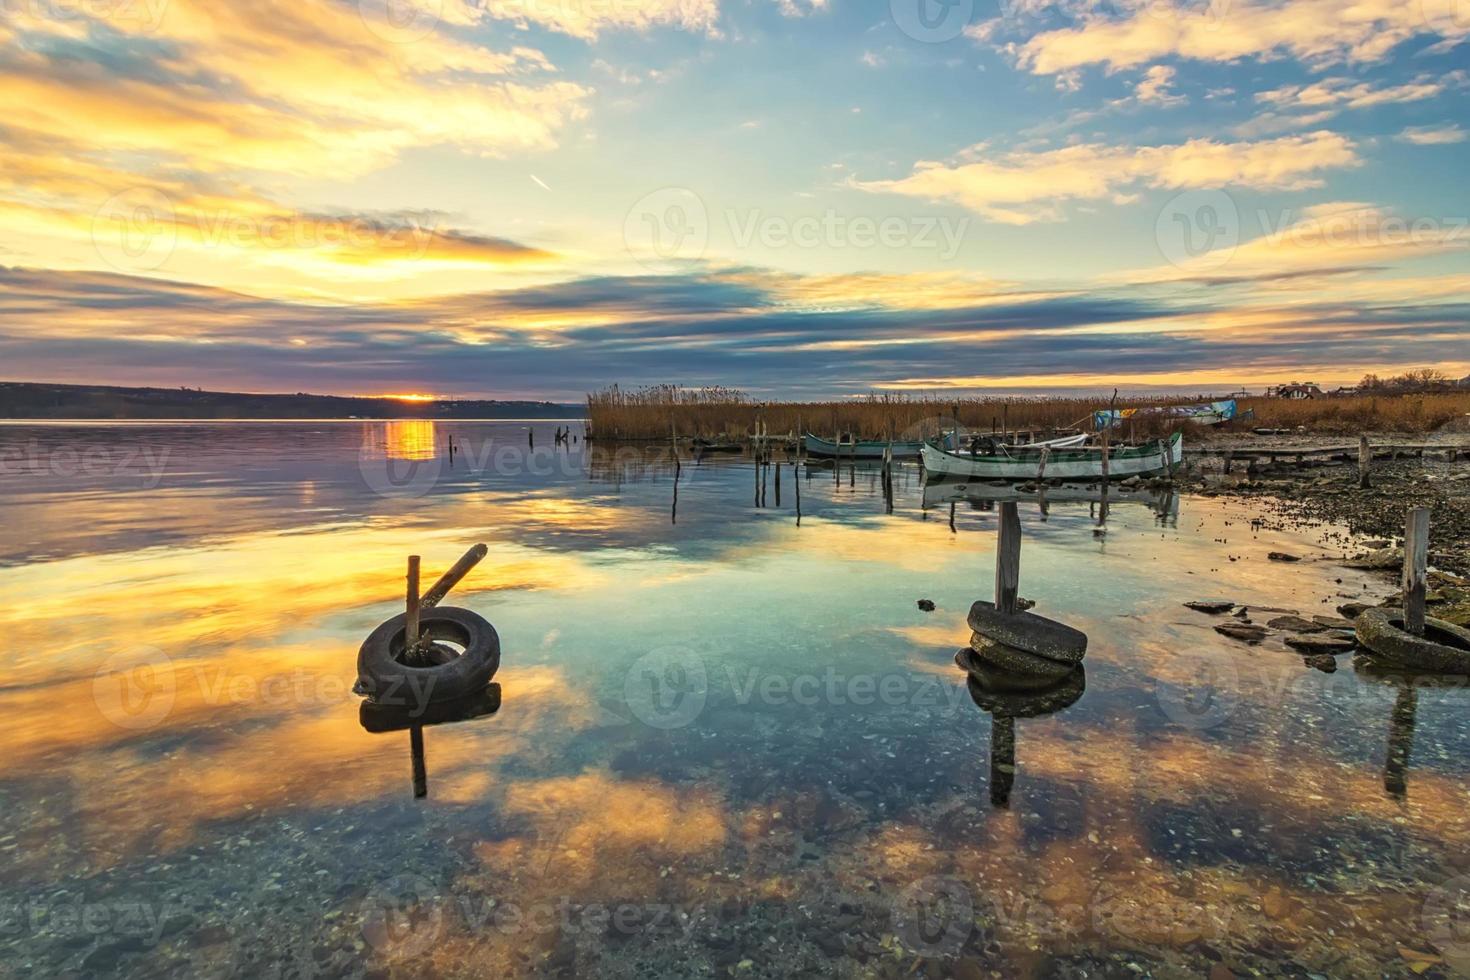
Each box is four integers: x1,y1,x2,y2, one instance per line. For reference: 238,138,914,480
585,385,1470,441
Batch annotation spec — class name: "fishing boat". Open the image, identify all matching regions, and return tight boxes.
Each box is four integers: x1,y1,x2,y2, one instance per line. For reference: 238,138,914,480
942,431,1089,452
691,438,743,454
803,433,925,459
1093,399,1236,429
921,432,1183,481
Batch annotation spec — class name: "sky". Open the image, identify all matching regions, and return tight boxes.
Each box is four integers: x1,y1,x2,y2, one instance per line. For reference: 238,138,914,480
0,0,1467,399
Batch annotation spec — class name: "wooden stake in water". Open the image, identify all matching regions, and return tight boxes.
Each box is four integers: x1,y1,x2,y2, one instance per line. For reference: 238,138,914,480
794,460,802,525
1403,507,1430,636
406,555,421,648
995,501,1021,615
1359,434,1372,489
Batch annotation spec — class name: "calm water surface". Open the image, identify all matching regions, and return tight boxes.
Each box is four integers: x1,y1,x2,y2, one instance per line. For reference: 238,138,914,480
2,421,1468,978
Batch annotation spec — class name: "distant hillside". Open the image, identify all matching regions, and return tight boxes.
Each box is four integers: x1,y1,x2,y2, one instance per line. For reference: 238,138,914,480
0,382,583,420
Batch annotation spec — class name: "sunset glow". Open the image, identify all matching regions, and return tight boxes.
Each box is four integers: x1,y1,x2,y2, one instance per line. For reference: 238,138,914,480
0,0,1465,395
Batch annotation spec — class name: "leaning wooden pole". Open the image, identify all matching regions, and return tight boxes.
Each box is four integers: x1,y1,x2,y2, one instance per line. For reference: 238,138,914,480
420,543,489,610
1359,434,1372,489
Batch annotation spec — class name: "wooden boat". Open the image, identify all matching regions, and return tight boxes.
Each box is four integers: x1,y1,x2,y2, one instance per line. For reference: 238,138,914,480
921,432,1183,481
1094,399,1236,429
691,439,743,454
943,431,1089,452
803,433,924,459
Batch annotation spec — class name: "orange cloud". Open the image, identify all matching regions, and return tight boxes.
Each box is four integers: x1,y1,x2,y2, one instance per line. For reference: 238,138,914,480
997,0,1469,75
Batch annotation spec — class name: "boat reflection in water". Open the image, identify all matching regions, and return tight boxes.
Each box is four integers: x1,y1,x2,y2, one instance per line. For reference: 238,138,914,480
922,478,1178,536
359,683,502,799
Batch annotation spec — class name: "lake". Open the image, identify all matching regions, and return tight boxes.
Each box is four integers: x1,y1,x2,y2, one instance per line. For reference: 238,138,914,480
1,420,1467,978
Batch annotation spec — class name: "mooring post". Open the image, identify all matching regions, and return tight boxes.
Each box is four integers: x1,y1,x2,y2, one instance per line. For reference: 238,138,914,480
995,501,1022,615
1359,434,1372,489
405,554,421,660
775,460,781,507
1403,507,1430,636
794,459,802,524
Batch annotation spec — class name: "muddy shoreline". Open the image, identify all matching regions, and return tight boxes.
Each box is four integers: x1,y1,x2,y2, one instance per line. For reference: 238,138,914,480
1183,436,1470,580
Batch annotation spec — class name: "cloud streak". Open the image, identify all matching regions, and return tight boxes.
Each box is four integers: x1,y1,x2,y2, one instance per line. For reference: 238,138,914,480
852,132,1359,224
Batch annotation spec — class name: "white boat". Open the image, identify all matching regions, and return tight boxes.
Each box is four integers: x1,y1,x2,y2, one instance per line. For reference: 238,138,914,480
921,432,1183,481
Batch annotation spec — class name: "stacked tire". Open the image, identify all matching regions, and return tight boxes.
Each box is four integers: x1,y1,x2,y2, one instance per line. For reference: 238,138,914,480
955,600,1086,695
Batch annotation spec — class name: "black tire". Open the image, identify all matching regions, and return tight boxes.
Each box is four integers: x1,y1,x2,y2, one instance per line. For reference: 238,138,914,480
1355,608,1470,674
357,606,501,707
967,668,1086,718
954,648,1067,691
967,633,1076,679
967,601,1088,664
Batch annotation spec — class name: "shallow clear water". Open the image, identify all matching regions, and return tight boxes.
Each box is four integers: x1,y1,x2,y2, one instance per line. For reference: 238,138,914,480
1,420,1468,978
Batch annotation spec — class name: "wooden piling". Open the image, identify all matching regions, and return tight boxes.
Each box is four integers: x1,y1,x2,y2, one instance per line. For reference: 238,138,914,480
775,460,781,507
1403,507,1430,636
405,554,421,656
995,501,1021,615
794,460,802,524
1358,435,1372,489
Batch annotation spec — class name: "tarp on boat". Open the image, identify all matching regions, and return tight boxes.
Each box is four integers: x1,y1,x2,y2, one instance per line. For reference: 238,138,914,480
1093,399,1236,429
